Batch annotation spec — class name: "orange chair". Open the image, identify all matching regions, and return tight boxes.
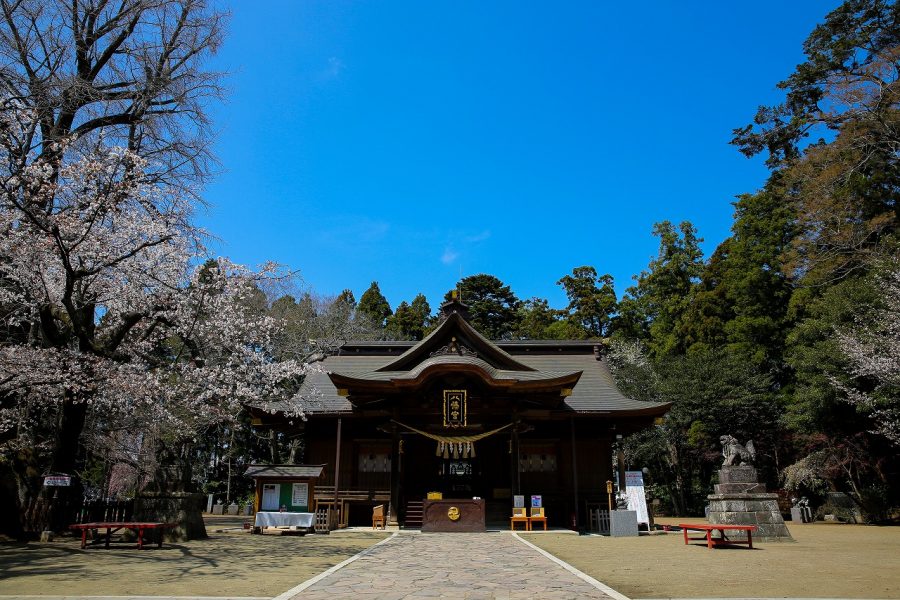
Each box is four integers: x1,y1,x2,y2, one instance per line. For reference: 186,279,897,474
372,504,386,529
510,506,530,531
529,507,548,530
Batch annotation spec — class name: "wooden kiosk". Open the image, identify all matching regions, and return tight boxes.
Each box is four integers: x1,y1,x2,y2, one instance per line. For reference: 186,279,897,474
245,464,324,514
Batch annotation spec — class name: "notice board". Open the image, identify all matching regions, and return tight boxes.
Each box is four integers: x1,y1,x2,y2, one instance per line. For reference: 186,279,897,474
624,471,649,526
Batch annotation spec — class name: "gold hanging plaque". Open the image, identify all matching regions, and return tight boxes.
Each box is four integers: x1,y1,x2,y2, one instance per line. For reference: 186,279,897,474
443,390,467,428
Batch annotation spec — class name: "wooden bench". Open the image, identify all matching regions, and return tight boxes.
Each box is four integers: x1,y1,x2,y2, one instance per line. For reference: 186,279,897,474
70,522,176,550
679,523,757,549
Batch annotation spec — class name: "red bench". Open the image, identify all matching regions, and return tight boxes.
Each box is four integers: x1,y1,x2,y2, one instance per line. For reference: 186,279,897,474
70,522,176,549
679,523,757,549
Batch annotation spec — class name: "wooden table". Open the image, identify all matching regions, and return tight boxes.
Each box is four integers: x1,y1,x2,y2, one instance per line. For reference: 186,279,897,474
70,522,176,549
679,523,757,549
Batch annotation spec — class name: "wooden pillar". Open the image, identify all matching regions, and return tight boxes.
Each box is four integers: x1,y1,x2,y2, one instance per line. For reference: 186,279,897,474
511,416,521,496
389,423,400,525
571,417,580,528
333,418,342,528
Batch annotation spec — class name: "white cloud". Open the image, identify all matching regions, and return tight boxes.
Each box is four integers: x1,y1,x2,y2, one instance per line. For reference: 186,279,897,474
464,230,491,243
441,247,459,265
318,57,345,81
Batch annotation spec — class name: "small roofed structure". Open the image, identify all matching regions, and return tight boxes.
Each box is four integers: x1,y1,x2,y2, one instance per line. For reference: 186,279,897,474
245,464,325,514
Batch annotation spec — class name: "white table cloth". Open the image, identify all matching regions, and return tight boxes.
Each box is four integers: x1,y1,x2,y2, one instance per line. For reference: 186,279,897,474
254,511,315,528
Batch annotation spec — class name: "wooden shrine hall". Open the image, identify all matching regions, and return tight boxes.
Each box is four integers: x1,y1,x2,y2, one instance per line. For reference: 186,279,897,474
249,297,669,530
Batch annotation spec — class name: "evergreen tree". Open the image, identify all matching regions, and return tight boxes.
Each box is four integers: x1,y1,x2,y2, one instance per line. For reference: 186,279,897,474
358,281,392,329
613,221,705,357
557,266,618,338
445,274,520,339
682,186,796,365
514,298,563,339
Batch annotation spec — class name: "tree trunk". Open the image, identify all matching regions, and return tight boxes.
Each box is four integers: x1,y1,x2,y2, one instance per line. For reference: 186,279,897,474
268,430,281,464
50,402,88,475
44,401,88,532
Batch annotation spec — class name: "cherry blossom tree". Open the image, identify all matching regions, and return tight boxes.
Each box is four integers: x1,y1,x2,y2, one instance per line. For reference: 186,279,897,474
836,261,900,446
0,103,307,532
0,0,225,192
0,0,282,536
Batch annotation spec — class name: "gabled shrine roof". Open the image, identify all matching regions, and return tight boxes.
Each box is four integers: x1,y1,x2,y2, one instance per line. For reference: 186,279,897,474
285,346,667,417
243,464,325,479
256,298,669,419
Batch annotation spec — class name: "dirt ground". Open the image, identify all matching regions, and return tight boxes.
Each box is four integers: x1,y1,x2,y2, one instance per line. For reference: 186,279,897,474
0,516,388,597
525,517,900,599
2,516,899,598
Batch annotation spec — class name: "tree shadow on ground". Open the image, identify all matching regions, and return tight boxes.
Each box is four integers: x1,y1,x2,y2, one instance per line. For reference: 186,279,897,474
0,531,388,594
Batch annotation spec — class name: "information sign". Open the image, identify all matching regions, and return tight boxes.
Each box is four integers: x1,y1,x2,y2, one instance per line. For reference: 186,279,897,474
43,476,71,487
531,495,542,508
291,482,308,507
513,495,524,508
624,471,649,526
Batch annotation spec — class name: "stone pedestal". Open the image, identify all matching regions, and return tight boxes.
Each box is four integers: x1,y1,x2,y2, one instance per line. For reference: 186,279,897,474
134,492,208,541
707,466,792,542
609,510,638,537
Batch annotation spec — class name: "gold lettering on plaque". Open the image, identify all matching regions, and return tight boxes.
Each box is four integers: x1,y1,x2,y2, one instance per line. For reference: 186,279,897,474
443,390,467,428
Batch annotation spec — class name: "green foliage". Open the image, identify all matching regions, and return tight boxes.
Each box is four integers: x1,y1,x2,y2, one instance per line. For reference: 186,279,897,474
386,293,432,340
614,221,705,358
445,274,521,339
785,275,880,434
358,281,392,328
513,298,562,339
732,0,900,168
557,266,617,338
613,344,782,515
682,187,796,366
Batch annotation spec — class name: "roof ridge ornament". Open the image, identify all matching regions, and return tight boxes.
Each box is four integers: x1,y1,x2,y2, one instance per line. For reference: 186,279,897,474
429,336,477,358
438,290,471,321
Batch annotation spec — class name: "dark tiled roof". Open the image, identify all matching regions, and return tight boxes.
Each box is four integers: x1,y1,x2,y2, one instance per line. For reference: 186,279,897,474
243,464,325,479
279,351,666,416
334,354,580,384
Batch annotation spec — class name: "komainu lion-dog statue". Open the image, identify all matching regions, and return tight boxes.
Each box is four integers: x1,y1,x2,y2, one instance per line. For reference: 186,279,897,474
720,434,756,466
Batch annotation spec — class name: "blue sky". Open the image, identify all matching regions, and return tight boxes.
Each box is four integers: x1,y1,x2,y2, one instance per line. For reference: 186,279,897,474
200,1,841,311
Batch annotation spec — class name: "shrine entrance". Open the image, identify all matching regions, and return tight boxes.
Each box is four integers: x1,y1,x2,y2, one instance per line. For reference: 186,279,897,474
400,431,511,502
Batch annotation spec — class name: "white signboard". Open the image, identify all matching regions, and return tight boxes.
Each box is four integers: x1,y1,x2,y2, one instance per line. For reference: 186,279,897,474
513,495,525,508
44,476,71,487
291,483,309,507
624,471,649,526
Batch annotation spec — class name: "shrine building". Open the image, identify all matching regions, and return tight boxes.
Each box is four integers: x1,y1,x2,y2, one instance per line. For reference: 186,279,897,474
250,296,668,529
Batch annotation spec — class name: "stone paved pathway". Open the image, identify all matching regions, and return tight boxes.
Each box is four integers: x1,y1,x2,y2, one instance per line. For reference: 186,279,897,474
288,532,619,600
